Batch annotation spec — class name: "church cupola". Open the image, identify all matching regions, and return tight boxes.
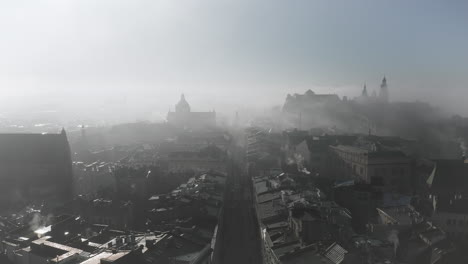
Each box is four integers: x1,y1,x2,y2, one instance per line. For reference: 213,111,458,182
175,94,191,113
379,76,389,103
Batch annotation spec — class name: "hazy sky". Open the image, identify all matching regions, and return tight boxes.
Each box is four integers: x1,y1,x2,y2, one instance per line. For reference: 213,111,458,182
0,0,467,121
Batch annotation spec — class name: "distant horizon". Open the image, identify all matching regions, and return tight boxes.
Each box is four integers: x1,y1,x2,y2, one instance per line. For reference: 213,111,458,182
1,1,467,121
0,85,459,132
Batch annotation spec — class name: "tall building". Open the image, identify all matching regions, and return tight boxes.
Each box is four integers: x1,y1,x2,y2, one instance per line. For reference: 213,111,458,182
0,129,73,209
167,94,216,129
379,76,389,103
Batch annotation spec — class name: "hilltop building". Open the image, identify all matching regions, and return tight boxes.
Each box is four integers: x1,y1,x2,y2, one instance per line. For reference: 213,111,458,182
282,89,341,114
167,94,216,129
357,77,389,104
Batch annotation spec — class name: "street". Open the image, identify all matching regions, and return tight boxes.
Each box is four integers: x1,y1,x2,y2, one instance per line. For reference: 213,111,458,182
212,142,263,264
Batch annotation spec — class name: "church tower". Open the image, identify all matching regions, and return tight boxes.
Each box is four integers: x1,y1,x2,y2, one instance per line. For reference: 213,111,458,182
379,76,389,103
175,94,191,113
361,84,368,97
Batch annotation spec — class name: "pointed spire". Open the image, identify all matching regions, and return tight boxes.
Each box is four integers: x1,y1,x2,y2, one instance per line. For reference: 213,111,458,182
381,76,387,87
379,75,389,103
362,83,368,97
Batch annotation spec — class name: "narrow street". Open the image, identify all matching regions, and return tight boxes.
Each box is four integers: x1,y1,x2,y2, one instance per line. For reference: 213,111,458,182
212,139,263,264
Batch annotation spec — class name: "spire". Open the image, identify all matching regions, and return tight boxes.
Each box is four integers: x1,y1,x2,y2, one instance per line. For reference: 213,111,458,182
361,84,368,97
380,76,387,88
379,76,389,102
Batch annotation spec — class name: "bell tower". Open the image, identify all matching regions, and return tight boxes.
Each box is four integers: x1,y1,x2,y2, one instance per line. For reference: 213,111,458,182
379,76,389,103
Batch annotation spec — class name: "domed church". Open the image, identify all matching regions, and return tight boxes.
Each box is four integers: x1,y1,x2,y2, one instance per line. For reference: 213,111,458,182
167,94,216,129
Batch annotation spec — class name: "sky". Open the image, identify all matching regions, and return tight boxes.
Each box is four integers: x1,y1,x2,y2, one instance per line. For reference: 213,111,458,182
0,0,467,122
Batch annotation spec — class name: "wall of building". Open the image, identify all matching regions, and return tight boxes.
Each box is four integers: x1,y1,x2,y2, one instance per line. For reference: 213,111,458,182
432,211,468,240
328,146,410,192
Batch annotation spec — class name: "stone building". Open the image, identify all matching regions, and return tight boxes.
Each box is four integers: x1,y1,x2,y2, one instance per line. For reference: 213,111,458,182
167,94,216,129
328,144,411,192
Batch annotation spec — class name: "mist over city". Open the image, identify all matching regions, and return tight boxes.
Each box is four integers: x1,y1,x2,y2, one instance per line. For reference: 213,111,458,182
1,1,468,264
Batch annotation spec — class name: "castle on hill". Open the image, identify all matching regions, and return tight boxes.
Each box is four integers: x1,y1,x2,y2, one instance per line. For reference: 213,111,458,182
357,76,389,103
283,76,390,112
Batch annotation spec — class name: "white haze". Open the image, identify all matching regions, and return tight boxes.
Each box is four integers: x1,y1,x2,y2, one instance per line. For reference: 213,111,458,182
0,0,467,124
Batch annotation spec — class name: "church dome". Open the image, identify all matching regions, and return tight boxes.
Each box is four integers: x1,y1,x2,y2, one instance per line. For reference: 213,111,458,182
175,94,191,113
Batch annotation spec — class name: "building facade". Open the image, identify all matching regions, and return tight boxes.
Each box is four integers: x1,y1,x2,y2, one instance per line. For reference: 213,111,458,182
0,130,73,210
328,145,410,192
167,94,216,129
